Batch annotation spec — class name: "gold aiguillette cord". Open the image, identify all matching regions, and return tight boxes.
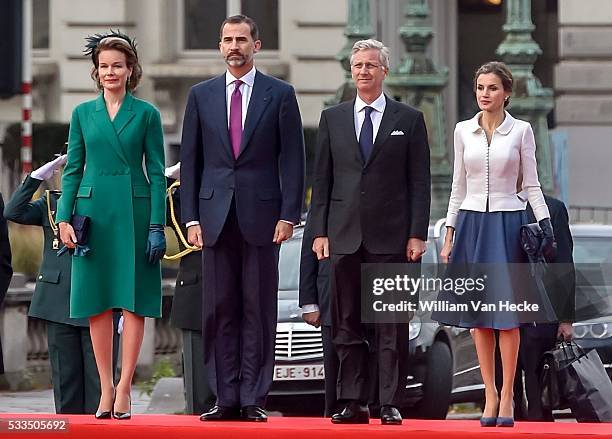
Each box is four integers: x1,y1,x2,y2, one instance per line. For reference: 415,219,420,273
164,180,201,260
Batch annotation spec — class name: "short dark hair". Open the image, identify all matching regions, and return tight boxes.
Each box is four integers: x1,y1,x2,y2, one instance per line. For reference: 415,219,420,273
473,61,514,108
219,14,259,41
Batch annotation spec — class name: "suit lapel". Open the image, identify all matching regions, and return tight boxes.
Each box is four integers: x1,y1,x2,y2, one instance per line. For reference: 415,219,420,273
239,71,272,157
113,93,136,136
209,75,234,159
90,94,129,166
366,96,401,167
340,100,364,165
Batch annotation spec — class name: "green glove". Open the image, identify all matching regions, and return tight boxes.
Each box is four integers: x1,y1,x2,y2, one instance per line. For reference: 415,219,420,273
146,224,166,264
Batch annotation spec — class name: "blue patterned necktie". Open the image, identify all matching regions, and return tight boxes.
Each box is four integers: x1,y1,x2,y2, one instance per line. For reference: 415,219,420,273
359,106,374,162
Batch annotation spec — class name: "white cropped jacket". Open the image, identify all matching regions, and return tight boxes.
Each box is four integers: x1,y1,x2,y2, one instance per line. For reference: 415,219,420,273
445,111,550,228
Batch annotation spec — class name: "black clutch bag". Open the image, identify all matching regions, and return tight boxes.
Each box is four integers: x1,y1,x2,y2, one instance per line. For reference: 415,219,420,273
56,214,91,257
71,214,91,245
520,222,544,263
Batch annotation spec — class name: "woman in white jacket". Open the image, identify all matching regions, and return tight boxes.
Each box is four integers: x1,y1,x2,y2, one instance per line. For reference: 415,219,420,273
438,62,556,427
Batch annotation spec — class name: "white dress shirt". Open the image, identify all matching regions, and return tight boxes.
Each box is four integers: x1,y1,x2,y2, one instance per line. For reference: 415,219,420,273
445,111,550,228
354,93,386,143
225,66,256,129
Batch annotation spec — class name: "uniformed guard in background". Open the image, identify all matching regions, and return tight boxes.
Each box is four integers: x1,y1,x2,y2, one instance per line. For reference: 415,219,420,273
0,191,13,376
4,155,100,414
165,162,215,414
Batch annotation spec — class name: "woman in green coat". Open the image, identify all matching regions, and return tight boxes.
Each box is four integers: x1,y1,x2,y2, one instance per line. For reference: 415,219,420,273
57,32,166,420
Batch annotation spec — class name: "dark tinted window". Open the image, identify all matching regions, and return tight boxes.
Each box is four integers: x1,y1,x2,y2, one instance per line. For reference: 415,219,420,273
241,0,279,49
184,0,227,50
33,0,49,49
278,235,301,290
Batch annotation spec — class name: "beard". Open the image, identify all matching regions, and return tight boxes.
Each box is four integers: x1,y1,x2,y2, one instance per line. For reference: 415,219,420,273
225,52,249,68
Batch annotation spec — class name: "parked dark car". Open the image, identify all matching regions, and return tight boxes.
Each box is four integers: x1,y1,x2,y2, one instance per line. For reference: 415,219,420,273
269,221,484,418
269,221,612,416
571,224,612,380
270,225,326,400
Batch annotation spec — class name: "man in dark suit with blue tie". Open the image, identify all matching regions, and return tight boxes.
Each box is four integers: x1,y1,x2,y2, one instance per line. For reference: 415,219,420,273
180,15,305,422
310,39,431,425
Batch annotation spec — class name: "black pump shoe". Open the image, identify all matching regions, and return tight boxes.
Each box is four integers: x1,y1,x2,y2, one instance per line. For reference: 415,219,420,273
113,394,131,420
95,390,115,419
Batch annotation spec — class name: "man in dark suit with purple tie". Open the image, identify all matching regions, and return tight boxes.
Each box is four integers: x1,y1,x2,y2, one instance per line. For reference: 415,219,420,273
180,15,305,422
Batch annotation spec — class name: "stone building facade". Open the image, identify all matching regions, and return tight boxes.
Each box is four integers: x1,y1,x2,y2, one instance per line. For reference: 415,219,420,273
1,0,611,216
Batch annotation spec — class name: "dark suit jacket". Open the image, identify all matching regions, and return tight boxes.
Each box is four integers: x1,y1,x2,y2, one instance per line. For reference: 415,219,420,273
310,96,431,254
0,193,13,374
299,213,331,326
527,195,575,322
166,180,203,332
4,176,88,327
180,71,305,246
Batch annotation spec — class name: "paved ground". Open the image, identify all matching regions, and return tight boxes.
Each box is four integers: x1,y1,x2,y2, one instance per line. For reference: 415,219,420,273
0,378,574,422
0,387,151,414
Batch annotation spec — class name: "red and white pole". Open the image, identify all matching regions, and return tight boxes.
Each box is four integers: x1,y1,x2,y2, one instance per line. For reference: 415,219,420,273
21,0,33,176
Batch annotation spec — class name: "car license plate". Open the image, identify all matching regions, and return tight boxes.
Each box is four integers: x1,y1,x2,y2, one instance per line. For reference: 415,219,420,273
273,364,325,381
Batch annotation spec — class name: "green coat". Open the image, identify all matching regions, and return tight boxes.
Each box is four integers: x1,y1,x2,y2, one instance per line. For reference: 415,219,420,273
57,93,166,318
4,176,89,326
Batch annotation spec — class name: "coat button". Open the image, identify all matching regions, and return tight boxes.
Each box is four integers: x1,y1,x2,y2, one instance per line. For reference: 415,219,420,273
361,191,365,195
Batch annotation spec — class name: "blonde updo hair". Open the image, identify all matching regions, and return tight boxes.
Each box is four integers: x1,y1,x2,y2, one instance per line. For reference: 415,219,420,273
90,37,142,92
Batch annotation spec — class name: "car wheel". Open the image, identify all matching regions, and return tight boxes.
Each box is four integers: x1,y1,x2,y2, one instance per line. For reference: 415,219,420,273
415,340,453,419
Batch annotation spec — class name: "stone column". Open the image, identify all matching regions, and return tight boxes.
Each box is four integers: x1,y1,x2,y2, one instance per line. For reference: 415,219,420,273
326,0,374,106
496,0,554,193
386,0,451,220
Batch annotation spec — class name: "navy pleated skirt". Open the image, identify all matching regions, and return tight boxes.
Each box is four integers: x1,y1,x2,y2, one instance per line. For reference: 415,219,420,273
432,209,556,330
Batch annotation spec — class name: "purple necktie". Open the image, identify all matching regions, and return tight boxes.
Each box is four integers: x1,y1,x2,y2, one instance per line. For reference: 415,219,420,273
229,79,243,159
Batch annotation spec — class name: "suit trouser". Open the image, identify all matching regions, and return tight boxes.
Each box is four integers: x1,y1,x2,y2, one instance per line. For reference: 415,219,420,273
519,324,558,421
46,321,100,414
202,204,279,407
181,329,216,414
321,324,339,417
330,246,409,406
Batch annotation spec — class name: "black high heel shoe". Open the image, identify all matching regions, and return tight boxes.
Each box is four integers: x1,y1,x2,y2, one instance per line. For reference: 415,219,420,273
95,390,115,419
113,393,131,420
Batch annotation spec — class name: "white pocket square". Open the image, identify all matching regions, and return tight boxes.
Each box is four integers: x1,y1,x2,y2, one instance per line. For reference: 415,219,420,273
391,130,405,136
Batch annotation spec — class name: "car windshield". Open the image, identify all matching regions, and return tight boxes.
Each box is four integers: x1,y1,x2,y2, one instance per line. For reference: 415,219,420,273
574,237,612,264
278,235,301,291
